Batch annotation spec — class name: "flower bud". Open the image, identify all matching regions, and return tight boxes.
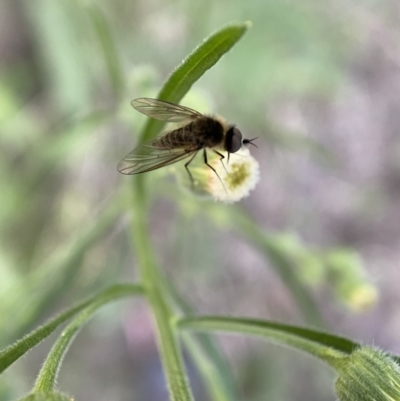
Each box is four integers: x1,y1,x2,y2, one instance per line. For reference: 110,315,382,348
325,249,378,310
335,347,400,401
336,281,378,312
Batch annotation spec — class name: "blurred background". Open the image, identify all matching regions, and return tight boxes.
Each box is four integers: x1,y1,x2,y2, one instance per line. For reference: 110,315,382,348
1,0,400,400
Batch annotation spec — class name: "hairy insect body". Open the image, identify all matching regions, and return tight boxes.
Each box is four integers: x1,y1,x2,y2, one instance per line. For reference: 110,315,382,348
117,98,256,177
154,117,225,150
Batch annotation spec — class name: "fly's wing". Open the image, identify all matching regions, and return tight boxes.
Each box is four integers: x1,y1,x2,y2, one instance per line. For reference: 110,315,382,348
117,139,199,175
131,98,203,123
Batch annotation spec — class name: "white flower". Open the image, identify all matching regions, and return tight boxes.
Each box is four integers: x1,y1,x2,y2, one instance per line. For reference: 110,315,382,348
205,147,260,203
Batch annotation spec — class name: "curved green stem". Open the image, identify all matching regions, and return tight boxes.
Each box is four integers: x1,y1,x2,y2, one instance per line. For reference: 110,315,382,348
33,284,143,392
0,284,143,374
177,316,354,368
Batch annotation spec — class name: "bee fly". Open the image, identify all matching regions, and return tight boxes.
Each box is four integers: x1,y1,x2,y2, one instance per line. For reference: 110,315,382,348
117,98,257,186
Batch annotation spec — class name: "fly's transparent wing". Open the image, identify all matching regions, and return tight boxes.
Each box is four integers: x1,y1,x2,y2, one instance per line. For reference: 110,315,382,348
117,139,199,175
131,98,203,123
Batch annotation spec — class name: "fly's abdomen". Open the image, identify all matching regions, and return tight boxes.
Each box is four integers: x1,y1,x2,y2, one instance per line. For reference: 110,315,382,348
153,117,224,150
154,126,197,149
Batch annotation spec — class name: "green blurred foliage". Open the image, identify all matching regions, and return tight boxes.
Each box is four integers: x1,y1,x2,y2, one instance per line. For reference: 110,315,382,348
0,0,387,400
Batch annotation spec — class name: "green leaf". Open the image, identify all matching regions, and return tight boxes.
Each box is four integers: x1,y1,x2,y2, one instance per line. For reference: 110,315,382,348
33,284,142,392
139,21,251,143
178,316,358,367
0,284,143,374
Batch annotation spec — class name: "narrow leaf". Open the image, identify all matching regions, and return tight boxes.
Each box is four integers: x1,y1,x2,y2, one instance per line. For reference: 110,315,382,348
33,284,142,392
140,21,251,143
178,316,358,367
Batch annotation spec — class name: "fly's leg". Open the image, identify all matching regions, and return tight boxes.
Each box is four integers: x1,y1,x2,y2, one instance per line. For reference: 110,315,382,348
203,149,227,193
184,151,199,189
213,150,228,173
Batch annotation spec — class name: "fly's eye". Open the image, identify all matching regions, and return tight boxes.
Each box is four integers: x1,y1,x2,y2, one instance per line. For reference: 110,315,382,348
225,127,243,153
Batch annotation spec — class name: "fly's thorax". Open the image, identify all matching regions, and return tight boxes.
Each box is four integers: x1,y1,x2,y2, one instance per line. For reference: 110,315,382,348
190,115,225,148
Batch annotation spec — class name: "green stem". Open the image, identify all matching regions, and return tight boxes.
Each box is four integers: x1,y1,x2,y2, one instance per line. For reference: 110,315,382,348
178,316,350,368
0,284,143,373
127,22,251,401
130,181,193,401
159,271,239,401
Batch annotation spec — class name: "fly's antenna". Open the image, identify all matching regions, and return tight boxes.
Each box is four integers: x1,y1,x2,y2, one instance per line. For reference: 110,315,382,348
243,137,258,148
